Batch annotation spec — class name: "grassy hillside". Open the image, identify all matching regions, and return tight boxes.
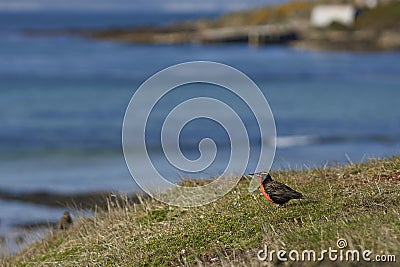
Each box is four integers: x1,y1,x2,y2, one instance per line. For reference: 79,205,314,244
2,157,399,266
197,1,312,28
355,1,400,31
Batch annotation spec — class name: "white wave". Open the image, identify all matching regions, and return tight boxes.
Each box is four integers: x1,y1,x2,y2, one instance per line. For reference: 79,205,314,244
276,135,318,148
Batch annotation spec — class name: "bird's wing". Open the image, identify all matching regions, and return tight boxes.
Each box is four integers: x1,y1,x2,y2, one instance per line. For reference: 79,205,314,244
270,181,303,198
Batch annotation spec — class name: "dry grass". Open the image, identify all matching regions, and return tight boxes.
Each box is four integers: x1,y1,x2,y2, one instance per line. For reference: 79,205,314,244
2,157,399,266
209,1,312,27
355,1,400,31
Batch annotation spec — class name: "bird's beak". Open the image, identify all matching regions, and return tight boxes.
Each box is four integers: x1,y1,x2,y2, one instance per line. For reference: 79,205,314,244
248,173,260,193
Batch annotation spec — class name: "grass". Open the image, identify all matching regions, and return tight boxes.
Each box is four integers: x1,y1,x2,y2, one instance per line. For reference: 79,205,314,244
355,1,400,31
208,1,400,32
2,157,399,266
205,1,312,27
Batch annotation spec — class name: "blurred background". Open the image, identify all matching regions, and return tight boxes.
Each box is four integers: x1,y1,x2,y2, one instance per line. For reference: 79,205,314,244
0,0,399,254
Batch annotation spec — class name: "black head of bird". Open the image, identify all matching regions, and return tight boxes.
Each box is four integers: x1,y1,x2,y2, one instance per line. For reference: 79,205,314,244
257,172,273,183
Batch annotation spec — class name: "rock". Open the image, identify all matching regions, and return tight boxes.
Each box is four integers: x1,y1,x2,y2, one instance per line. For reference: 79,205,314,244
378,31,400,50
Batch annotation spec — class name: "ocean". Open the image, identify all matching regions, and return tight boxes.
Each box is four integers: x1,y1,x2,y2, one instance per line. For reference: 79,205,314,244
0,9,399,254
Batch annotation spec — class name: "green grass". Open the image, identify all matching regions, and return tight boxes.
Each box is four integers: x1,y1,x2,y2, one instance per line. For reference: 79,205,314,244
2,157,399,266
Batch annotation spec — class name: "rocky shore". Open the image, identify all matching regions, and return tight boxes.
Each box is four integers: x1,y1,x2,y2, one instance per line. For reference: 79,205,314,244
0,188,144,255
294,29,400,51
0,188,142,210
72,1,400,51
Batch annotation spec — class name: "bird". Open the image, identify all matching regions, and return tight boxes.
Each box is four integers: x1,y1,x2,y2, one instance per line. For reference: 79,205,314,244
256,172,313,205
56,211,73,230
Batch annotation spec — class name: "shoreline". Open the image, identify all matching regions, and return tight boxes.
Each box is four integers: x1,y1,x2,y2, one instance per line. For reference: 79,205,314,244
0,188,142,210
25,1,400,51
0,190,144,256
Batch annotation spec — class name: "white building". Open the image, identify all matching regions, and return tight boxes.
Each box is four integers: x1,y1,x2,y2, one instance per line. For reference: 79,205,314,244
311,5,357,27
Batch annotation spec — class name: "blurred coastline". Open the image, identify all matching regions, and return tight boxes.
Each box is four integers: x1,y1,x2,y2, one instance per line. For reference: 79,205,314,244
36,1,400,51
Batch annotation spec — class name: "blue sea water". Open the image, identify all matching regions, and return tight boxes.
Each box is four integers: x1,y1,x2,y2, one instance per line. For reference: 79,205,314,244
0,9,400,253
